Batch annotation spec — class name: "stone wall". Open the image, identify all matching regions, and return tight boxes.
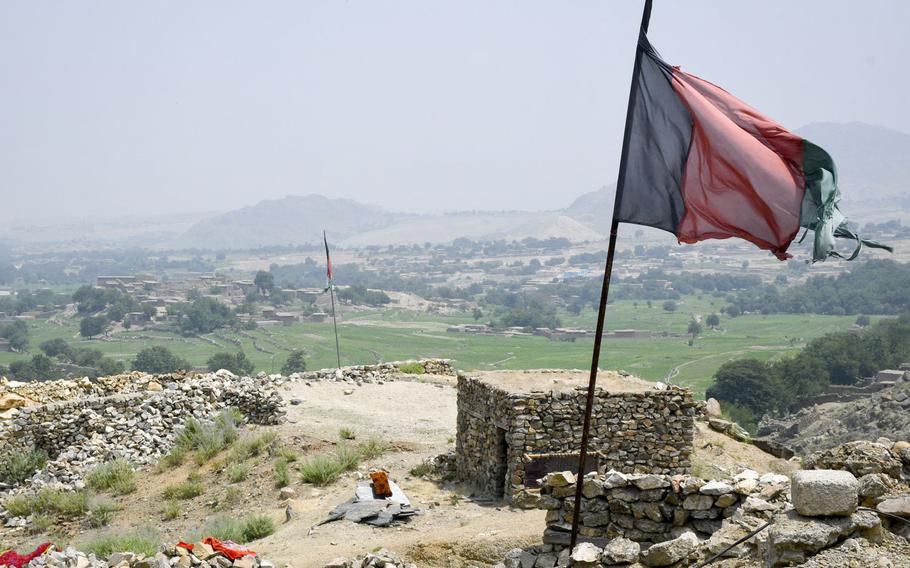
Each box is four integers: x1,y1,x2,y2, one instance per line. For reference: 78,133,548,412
455,375,697,503
295,358,455,382
0,374,285,491
537,469,789,549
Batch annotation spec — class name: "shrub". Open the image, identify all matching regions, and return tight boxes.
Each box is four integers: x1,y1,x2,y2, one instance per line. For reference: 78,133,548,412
226,463,249,483
172,409,242,465
156,446,187,472
162,500,181,521
357,438,388,461
299,455,346,486
281,350,307,375
86,460,136,495
335,446,361,471
231,431,278,462
1,448,47,486
163,474,204,500
273,459,290,489
81,527,161,558
409,463,432,478
339,427,355,440
87,497,117,528
397,362,424,375
276,448,298,462
193,514,273,543
4,488,89,519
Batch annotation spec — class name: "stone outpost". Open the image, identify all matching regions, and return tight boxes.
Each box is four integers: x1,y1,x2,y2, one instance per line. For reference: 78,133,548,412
455,370,698,505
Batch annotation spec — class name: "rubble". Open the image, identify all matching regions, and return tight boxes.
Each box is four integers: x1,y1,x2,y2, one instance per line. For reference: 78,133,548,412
4,544,275,568
321,475,417,527
322,549,415,568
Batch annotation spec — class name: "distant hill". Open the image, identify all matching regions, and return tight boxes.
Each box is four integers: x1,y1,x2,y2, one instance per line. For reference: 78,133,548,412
177,194,403,249
565,184,616,231
796,122,910,214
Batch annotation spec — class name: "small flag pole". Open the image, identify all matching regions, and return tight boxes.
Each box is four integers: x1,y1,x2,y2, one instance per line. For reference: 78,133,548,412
568,0,653,550
324,230,342,370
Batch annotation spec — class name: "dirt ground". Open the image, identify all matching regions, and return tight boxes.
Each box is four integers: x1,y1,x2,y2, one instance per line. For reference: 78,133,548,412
2,374,788,568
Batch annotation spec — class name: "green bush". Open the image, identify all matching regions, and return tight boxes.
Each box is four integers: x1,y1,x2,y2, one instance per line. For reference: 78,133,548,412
357,438,388,461
81,526,161,558
226,463,249,483
163,474,204,500
397,362,425,375
87,497,117,528
86,460,136,495
231,431,278,462
409,463,432,478
273,459,290,488
171,409,243,466
4,488,89,519
339,427,355,440
193,514,275,544
1,448,47,485
162,500,181,521
299,455,346,486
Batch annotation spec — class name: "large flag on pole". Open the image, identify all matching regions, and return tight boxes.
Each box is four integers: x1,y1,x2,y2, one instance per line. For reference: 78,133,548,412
615,33,892,262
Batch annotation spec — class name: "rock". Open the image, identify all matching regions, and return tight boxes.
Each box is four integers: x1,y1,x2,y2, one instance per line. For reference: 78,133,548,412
705,398,722,418
877,496,910,517
343,389,354,395
764,510,881,567
699,480,734,495
791,470,858,517
569,543,601,567
856,474,889,505
232,557,256,568
742,496,775,513
682,494,714,510
503,549,524,568
279,486,297,500
324,557,349,568
146,381,163,392
601,537,640,565
631,474,671,491
602,471,629,489
758,473,789,485
544,471,576,488
639,532,698,567
805,440,902,480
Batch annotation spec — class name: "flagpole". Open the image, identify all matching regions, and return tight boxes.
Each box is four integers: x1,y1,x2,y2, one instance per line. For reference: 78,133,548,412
569,0,653,550
329,282,341,370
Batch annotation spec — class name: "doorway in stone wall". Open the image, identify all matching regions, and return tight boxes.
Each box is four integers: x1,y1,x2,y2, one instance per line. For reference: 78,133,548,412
495,427,508,497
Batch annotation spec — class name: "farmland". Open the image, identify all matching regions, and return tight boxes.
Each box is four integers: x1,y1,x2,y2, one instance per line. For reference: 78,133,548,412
0,293,862,397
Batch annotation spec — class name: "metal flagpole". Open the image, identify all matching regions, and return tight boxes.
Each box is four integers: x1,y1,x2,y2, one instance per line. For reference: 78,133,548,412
329,282,341,370
569,0,653,550
323,230,342,370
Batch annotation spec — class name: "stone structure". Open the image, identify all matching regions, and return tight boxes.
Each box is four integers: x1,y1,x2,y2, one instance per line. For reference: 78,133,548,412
0,372,285,492
455,371,697,503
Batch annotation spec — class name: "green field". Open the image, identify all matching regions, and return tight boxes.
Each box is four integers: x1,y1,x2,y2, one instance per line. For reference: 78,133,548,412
0,295,863,397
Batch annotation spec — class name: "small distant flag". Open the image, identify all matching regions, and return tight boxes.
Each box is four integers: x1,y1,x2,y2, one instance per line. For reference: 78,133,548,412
615,32,892,262
323,230,334,284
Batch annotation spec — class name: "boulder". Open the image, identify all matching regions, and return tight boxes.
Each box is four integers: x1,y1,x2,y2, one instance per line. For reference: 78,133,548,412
805,441,902,479
705,398,722,418
877,496,910,518
544,471,576,488
790,470,858,517
569,543,601,567
856,474,888,505
639,532,698,567
601,537,639,565
699,480,734,496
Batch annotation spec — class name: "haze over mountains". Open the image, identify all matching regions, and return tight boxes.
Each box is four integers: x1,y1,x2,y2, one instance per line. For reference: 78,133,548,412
3,122,907,250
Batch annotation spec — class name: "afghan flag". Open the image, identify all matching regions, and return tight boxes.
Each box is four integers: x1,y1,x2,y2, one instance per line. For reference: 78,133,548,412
615,32,891,262
323,230,334,287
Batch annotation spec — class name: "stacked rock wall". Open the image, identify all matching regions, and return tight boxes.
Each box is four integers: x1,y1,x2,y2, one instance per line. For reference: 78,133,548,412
456,376,697,503
537,470,790,549
0,374,285,491
294,358,455,382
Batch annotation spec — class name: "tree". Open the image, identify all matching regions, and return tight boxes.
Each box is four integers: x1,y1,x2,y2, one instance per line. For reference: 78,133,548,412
207,351,254,375
281,349,308,375
254,271,275,295
0,320,29,351
662,300,678,313
80,315,109,338
706,359,782,418
133,346,191,373
687,320,703,338
855,314,871,327
472,307,483,322
40,338,72,359
97,357,126,376
175,297,237,335
706,313,721,328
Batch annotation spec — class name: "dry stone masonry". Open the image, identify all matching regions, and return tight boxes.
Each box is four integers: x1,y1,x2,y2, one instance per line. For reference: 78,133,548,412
455,372,697,504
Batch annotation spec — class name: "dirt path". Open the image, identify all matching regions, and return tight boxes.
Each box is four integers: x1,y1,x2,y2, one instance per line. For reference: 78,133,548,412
256,379,545,568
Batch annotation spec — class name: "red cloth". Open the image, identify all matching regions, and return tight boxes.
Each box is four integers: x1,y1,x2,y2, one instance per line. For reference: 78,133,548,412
175,538,255,560
0,543,53,568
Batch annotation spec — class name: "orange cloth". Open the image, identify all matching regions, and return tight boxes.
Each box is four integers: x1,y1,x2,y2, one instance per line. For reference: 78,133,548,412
176,538,256,560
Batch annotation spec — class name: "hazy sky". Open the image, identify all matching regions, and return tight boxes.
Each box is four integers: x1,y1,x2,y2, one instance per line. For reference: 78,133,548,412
2,1,908,220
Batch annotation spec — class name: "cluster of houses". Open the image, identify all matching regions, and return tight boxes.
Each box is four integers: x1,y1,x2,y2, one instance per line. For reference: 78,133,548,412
94,273,329,327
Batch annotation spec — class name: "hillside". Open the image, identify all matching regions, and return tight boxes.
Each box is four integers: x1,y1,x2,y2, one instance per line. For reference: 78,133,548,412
177,195,404,249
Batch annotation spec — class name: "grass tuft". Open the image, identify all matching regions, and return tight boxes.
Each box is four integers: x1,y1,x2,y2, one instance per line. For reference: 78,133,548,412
192,514,275,544
163,473,204,500
226,463,249,483
86,460,136,495
273,459,290,488
339,427,355,440
0,448,47,486
357,438,389,461
4,488,89,519
397,362,425,374
80,526,161,558
162,500,181,521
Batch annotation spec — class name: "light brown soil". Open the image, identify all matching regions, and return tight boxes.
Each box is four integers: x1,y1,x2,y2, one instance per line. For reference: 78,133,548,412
2,373,787,568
